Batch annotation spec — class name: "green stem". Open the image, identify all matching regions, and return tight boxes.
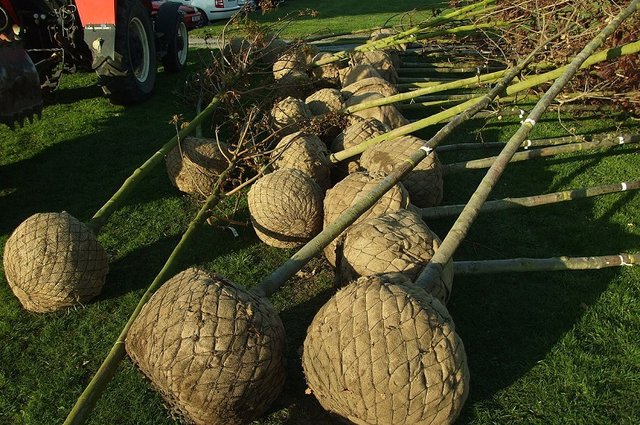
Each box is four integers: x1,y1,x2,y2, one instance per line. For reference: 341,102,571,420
442,134,640,174
86,97,221,233
421,180,640,219
414,0,640,293
453,254,639,275
63,161,237,425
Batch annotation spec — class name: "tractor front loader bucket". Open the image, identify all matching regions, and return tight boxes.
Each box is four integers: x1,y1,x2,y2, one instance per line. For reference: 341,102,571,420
0,41,43,128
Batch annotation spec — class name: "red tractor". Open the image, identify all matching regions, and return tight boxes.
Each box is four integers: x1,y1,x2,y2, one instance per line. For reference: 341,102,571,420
0,0,196,127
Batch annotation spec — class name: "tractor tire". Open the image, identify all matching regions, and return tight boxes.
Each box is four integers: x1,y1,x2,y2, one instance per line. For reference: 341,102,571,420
161,18,188,72
97,0,157,104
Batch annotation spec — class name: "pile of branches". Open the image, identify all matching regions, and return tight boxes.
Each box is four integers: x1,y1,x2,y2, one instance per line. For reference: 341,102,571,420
476,0,640,113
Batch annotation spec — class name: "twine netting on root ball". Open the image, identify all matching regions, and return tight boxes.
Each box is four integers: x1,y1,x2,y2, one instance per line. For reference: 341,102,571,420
271,96,312,135
311,52,343,83
248,168,324,248
323,171,411,267
351,50,399,83
337,209,453,304
126,268,286,425
361,135,444,208
340,64,385,87
271,131,332,190
345,92,410,129
331,117,390,176
341,76,399,99
305,88,344,116
3,212,109,313
165,137,232,198
303,273,469,425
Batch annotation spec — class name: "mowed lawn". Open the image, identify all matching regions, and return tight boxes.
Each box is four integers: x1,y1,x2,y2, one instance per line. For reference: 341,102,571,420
1,1,640,424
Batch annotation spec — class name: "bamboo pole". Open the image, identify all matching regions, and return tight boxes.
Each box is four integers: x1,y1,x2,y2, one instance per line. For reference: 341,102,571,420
453,254,639,275
421,180,640,219
330,39,640,163
414,0,640,295
442,134,640,174
254,44,537,298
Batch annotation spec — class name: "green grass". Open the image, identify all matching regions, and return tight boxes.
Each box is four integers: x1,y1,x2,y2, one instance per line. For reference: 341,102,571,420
2,3,640,424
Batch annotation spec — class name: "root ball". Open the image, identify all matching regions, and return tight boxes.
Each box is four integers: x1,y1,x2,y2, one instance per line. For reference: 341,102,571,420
271,131,331,190
344,92,409,129
361,136,443,207
3,212,109,312
166,137,231,198
352,50,398,83
303,274,469,425
338,209,453,303
126,268,286,425
340,64,383,87
248,169,324,248
331,117,389,176
271,97,312,135
305,88,344,116
323,172,410,266
341,76,399,99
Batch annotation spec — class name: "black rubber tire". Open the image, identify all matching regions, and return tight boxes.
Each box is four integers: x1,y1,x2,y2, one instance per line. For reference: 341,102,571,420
97,0,157,104
162,20,188,73
197,8,209,26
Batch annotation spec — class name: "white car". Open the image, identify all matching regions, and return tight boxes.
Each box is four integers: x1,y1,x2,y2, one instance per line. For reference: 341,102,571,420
179,0,253,23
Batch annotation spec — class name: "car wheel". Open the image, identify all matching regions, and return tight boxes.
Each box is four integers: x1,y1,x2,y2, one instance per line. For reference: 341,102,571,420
96,0,157,104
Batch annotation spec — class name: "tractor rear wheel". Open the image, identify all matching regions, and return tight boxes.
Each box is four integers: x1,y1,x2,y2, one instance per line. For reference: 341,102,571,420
162,20,188,73
97,0,157,104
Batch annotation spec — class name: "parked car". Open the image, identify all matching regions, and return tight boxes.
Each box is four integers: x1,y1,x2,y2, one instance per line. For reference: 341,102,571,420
178,0,252,23
152,1,205,30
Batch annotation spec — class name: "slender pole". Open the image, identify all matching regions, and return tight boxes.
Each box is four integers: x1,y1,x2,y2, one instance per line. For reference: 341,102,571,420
64,161,237,425
442,134,640,174
415,0,640,296
453,254,639,275
421,180,640,219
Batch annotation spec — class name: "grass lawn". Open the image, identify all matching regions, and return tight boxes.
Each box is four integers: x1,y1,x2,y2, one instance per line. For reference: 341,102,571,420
1,1,640,424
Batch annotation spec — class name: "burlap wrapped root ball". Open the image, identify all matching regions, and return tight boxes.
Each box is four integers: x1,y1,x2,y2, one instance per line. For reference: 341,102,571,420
344,91,409,129
331,117,390,176
303,273,469,425
271,96,312,135
338,209,453,304
322,172,410,267
272,44,318,79
361,135,444,207
305,88,344,116
3,212,108,312
271,131,332,190
166,137,231,198
369,28,405,69
340,64,384,87
126,268,286,425
352,50,398,83
248,168,324,248
311,52,343,83
341,76,399,99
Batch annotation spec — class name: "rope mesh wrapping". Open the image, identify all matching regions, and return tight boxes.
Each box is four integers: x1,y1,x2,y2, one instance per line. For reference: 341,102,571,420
126,268,286,425
303,274,469,425
3,212,108,312
361,136,443,208
345,92,409,129
369,29,405,68
323,172,410,267
331,118,390,176
311,52,342,82
271,97,312,135
340,64,384,87
352,50,398,83
248,169,324,248
273,50,307,80
305,88,344,116
341,76,399,99
165,137,231,198
271,131,332,190
338,209,453,303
